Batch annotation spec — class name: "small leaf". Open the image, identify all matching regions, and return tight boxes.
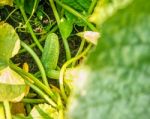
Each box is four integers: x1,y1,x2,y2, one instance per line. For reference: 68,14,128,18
0,0,13,6
29,103,58,119
59,17,73,40
0,67,27,102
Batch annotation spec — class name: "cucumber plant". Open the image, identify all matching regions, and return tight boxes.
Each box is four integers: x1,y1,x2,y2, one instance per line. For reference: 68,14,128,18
1,0,149,119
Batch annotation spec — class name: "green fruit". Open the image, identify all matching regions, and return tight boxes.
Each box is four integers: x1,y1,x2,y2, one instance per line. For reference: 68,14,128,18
41,33,59,72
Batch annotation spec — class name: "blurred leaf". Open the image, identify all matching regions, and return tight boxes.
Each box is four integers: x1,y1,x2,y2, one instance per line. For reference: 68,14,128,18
0,67,27,102
0,0,13,6
29,103,58,119
89,0,133,25
59,17,73,40
67,0,150,119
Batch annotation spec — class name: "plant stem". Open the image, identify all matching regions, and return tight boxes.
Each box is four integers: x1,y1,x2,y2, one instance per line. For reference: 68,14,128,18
35,70,60,79
19,7,43,52
72,0,98,66
23,98,45,104
88,0,98,14
5,8,18,22
54,0,97,31
3,101,11,119
49,0,71,60
59,44,92,100
25,104,31,114
10,64,57,102
24,80,57,107
0,102,5,119
21,41,49,87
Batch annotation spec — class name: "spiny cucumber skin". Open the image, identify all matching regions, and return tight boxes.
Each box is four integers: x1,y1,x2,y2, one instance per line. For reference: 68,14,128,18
41,33,59,72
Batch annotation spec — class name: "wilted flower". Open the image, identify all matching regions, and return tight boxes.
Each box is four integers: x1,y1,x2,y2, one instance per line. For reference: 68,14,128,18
77,31,100,45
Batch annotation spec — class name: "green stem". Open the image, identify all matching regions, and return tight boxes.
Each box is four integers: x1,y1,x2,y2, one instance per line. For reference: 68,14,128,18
25,104,31,114
23,98,45,104
88,0,98,14
25,80,57,107
35,70,60,79
49,0,71,60
54,0,97,31
62,37,71,60
19,7,43,52
3,101,11,119
21,41,49,87
59,44,92,100
5,8,18,22
49,0,60,23
10,64,56,102
72,1,97,66
0,102,5,119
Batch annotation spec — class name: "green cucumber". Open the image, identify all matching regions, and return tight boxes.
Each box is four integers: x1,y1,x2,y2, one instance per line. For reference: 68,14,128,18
41,33,59,72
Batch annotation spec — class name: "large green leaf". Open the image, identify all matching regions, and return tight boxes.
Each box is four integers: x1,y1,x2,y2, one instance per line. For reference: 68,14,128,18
63,0,91,27
63,0,91,12
67,0,150,119
0,22,20,66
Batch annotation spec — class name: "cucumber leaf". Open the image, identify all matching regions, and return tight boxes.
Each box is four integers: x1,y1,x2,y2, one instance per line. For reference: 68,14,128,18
63,0,91,27
0,22,20,65
0,22,27,102
0,67,27,102
67,0,150,119
89,0,133,25
63,0,91,12
0,0,13,6
59,17,73,40
29,103,58,119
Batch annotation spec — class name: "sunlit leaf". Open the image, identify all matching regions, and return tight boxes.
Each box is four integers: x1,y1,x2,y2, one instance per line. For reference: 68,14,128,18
89,0,133,25
0,0,13,6
67,0,150,118
29,103,58,119
0,22,20,61
0,67,27,102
